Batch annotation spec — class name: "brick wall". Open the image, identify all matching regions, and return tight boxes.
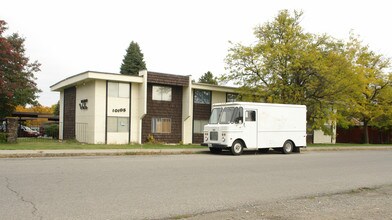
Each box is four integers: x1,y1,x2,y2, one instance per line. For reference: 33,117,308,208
63,87,76,139
142,84,183,143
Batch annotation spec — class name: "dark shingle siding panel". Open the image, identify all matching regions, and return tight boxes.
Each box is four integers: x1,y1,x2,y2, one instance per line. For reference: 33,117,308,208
147,72,189,86
192,103,211,144
142,84,183,143
63,86,76,139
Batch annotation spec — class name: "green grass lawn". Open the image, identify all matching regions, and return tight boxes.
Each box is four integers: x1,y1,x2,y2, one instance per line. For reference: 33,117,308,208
0,138,205,150
0,138,390,150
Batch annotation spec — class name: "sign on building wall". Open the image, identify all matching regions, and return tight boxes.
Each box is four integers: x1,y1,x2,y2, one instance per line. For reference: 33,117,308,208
79,99,88,110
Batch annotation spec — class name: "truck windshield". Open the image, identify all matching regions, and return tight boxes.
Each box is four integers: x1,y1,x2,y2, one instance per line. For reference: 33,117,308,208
209,108,222,124
209,107,243,124
219,107,235,124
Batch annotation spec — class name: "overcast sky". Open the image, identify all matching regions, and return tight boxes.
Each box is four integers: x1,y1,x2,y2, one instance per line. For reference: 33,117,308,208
2,0,391,106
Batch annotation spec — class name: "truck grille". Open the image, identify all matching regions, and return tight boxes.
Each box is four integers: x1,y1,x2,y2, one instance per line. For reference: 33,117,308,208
210,131,218,141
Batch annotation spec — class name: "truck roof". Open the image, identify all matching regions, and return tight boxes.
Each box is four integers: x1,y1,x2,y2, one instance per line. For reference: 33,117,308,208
212,102,306,109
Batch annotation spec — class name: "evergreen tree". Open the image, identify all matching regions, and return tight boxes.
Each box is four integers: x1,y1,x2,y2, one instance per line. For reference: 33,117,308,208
120,41,147,75
198,71,218,85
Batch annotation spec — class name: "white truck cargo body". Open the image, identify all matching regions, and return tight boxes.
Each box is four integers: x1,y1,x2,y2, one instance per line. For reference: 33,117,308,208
202,102,307,155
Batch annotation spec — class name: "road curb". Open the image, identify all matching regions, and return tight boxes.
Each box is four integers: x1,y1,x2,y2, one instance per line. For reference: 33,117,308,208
0,147,391,158
303,146,392,152
0,149,208,158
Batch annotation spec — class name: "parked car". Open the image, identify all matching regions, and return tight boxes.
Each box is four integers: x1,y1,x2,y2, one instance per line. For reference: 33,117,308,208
19,125,40,137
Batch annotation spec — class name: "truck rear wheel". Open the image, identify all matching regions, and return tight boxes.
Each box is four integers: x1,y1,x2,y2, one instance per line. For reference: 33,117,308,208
282,140,294,154
231,140,244,156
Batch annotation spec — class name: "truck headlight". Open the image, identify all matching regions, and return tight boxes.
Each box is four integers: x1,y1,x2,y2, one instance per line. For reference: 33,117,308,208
221,132,226,142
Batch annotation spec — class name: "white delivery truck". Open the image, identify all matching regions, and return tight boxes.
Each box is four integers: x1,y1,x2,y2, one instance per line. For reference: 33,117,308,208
202,102,307,155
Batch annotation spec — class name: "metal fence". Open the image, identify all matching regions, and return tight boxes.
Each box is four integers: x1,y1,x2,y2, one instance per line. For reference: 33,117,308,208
75,123,88,143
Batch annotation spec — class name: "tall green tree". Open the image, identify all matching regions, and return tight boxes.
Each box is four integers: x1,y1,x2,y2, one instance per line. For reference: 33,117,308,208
342,34,392,143
198,71,218,85
0,20,41,119
120,41,147,75
224,10,356,133
52,101,60,116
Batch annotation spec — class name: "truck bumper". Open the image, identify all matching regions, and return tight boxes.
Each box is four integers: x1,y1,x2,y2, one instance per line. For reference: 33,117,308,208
201,143,229,148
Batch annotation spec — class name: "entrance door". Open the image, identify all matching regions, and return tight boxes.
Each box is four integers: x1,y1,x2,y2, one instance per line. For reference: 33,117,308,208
244,109,257,149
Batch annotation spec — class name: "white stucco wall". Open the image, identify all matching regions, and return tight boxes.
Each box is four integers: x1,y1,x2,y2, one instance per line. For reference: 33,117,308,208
59,91,64,140
313,128,336,144
94,80,107,144
129,83,139,143
211,91,226,104
106,83,130,145
182,81,192,144
75,81,96,143
137,70,147,144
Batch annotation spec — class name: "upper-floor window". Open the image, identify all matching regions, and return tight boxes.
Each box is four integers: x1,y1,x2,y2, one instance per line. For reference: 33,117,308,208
194,90,211,104
152,85,172,101
226,93,238,102
108,82,129,98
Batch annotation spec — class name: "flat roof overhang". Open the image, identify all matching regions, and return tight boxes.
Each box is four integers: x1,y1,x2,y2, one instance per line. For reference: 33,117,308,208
50,71,143,91
191,82,237,93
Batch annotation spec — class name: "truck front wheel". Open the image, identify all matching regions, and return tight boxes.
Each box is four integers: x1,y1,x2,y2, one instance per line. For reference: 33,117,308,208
231,140,244,156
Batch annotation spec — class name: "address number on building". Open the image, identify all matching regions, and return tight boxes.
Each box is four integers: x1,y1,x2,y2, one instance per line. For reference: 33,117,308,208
112,108,126,113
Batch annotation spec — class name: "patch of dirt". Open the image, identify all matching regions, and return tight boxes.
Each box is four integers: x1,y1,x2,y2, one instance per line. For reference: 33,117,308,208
182,184,392,220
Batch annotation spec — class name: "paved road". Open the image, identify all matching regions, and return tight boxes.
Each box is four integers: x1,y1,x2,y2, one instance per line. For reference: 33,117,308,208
1,151,392,220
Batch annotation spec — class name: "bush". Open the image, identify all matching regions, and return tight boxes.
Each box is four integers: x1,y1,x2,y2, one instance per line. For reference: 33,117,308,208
44,124,59,139
0,133,7,143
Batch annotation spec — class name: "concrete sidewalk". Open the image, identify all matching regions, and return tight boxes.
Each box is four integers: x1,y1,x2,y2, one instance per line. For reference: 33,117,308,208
0,146,391,158
0,148,208,158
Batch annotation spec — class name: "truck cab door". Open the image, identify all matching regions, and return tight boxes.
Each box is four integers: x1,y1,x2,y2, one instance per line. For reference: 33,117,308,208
244,109,257,149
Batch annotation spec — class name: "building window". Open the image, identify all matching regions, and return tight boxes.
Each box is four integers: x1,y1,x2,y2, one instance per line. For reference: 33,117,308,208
152,85,172,101
194,90,211,104
108,82,129,98
152,118,171,133
107,117,129,132
193,120,208,133
226,93,238,102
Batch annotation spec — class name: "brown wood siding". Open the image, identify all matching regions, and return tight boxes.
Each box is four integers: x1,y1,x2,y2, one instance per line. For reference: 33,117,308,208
142,84,183,143
147,72,189,86
63,87,76,140
337,126,392,144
